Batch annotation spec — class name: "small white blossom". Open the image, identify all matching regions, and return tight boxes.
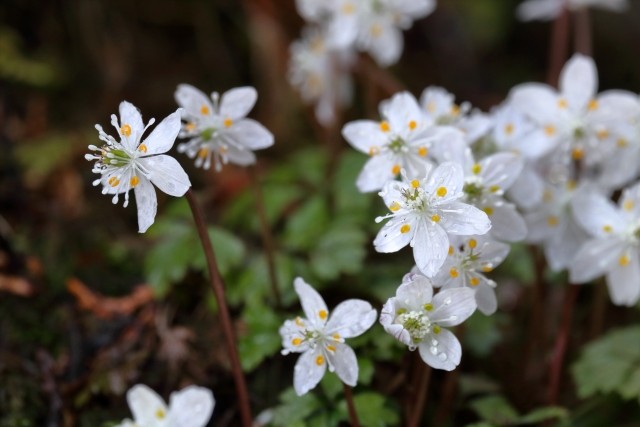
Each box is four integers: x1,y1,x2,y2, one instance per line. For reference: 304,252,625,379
433,236,510,315
85,102,191,233
116,384,214,427
516,0,628,21
374,163,491,277
280,278,377,396
379,273,476,370
569,184,640,306
174,84,274,171
342,91,467,192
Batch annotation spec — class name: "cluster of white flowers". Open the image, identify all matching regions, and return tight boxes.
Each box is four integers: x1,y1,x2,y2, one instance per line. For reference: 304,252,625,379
289,0,437,126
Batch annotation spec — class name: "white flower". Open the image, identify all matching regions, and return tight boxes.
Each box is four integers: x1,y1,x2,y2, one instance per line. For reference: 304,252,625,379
524,180,589,271
280,277,377,396
419,86,493,145
433,236,510,315
569,184,640,306
342,91,467,192
379,273,476,370
85,102,191,233
516,0,628,21
174,84,274,171
116,384,214,427
289,27,355,126
374,162,491,277
456,150,527,242
298,0,436,67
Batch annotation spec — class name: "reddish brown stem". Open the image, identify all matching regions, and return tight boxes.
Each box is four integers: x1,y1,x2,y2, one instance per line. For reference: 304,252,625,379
547,284,580,406
574,8,592,56
185,189,253,427
408,362,432,427
248,165,281,308
343,382,361,427
547,7,570,87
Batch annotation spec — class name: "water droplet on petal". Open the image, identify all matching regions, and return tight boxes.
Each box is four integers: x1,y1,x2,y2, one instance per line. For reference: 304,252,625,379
438,352,448,361
430,346,438,355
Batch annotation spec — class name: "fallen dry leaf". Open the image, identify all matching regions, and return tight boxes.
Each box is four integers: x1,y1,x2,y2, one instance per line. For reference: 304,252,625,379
66,277,154,319
0,274,34,296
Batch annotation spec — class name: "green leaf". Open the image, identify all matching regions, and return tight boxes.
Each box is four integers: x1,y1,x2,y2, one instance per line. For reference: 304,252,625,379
238,304,284,372
283,195,330,251
469,395,520,426
271,387,323,426
358,357,374,385
459,374,501,397
194,226,245,276
321,373,343,402
518,406,569,424
572,326,640,401
229,253,295,307
292,147,328,187
336,392,399,427
464,311,505,357
310,224,367,280
333,152,371,222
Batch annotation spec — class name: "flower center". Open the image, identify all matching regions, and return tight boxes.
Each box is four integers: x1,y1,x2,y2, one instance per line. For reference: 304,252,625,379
395,310,431,343
387,137,406,154
401,187,428,211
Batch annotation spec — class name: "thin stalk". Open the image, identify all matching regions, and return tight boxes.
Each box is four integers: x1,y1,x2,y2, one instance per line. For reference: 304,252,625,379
247,165,281,308
408,362,432,427
435,324,465,426
546,6,570,86
185,189,253,427
589,280,607,339
522,245,546,383
343,382,361,427
547,284,580,406
574,8,592,57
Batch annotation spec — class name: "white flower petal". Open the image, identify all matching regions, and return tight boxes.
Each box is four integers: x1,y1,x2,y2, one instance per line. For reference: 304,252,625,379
140,155,191,197
325,299,377,338
570,238,626,283
342,120,388,154
507,164,544,209
479,153,523,190
224,144,257,166
374,214,418,253
367,24,403,67
327,344,359,386
134,177,158,233
474,282,498,316
439,202,491,236
544,219,587,272
571,188,625,238
356,155,398,193
225,118,274,150
396,275,434,311
412,221,449,277
425,162,465,201
143,109,182,155
509,83,559,124
477,240,511,266
119,101,145,150
605,247,640,307
418,328,461,371
175,84,214,119
516,0,563,21
127,384,168,427
220,87,257,121
168,386,215,427
488,204,528,242
326,12,359,48
293,348,326,396
430,287,476,327
560,54,598,113
384,91,423,132
293,277,329,327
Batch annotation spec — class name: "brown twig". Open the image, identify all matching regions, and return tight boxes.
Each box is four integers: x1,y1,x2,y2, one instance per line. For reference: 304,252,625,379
547,284,580,406
546,7,570,86
247,165,281,307
185,189,253,427
408,361,432,427
343,382,361,427
574,8,592,57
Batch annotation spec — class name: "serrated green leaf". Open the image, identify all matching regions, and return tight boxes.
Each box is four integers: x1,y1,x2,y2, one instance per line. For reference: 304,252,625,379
336,392,399,427
283,196,330,251
518,406,569,424
229,253,295,307
271,387,323,426
470,395,520,425
238,304,284,372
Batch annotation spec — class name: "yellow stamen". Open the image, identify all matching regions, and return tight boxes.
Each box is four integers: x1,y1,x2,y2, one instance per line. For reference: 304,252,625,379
427,102,436,112
370,24,382,37
505,123,514,135
389,202,401,211
424,303,434,311
597,129,609,139
483,207,494,216
130,176,139,187
292,338,302,346
380,121,390,132
342,3,354,14
470,278,480,286
450,268,459,278
418,147,428,157
327,345,336,352
566,180,576,190
392,164,401,175
620,255,630,267
219,146,227,154
624,200,635,211
603,225,612,233
468,239,477,249
448,245,454,256
198,148,209,158
316,355,325,366
186,122,196,132
433,325,441,334
558,99,567,109
408,120,417,130
547,216,559,226
333,333,340,342
431,215,440,223
544,125,556,136
482,265,493,273
411,180,420,188
490,185,500,193
295,317,304,327
138,144,147,153
109,178,120,187
369,146,380,156
436,187,447,197
156,409,165,419
617,138,628,148
201,105,210,115
120,124,131,136
224,118,233,128
472,164,481,175
572,148,584,160
400,224,411,234
319,310,328,320
543,189,553,202
451,105,460,116
588,99,598,111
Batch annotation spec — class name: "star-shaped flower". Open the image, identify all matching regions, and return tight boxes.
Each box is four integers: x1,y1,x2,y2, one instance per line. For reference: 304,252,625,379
374,162,492,277
379,273,476,370
174,84,274,171
280,277,377,396
116,384,214,427
85,102,191,233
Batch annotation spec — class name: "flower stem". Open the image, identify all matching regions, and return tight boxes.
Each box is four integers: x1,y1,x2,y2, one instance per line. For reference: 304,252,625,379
546,6,570,86
547,284,580,406
185,189,253,427
574,8,592,56
343,382,360,427
247,165,282,308
408,362,432,427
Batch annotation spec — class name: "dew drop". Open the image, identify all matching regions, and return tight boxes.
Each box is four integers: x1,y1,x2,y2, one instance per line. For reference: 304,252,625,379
430,346,438,355
438,353,448,361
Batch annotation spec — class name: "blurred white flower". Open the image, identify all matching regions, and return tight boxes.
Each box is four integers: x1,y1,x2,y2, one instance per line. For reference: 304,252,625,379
85,102,191,233
379,273,476,370
174,84,273,171
116,384,214,427
289,28,355,127
516,0,628,22
419,86,493,144
570,183,640,306
280,277,377,396
374,163,491,277
433,236,510,315
343,91,467,192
